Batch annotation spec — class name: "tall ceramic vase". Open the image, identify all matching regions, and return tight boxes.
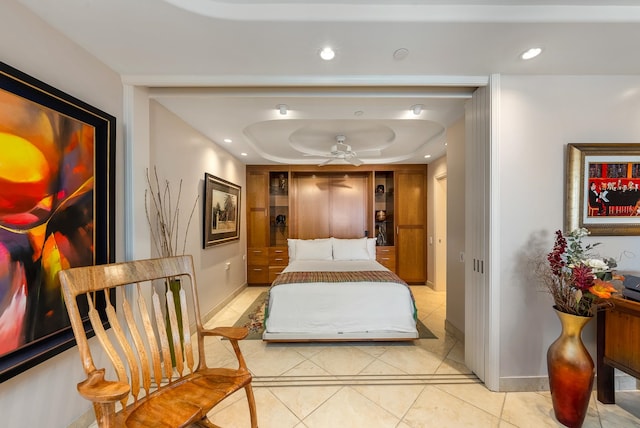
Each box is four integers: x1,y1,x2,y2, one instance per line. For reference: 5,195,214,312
547,307,594,428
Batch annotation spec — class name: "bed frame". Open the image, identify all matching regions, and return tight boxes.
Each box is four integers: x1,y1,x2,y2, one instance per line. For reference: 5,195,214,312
262,331,418,342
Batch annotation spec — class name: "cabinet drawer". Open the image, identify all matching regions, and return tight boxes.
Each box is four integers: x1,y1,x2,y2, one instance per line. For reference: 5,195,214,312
377,256,396,272
268,247,289,265
376,246,396,271
247,247,268,265
268,266,286,283
269,247,289,257
247,265,269,284
376,246,395,256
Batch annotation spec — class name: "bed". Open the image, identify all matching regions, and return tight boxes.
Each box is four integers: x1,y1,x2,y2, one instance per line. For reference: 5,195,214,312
262,237,419,341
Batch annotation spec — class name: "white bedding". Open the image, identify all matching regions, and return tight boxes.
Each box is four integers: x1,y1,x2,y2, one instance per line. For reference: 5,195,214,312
263,260,418,341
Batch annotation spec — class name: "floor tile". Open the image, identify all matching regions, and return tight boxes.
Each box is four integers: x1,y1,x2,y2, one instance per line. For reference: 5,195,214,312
500,392,560,427
402,385,500,428
434,382,505,418
209,388,300,428
309,346,376,375
268,360,342,419
302,386,401,428
377,343,444,374
200,285,640,428
352,383,425,419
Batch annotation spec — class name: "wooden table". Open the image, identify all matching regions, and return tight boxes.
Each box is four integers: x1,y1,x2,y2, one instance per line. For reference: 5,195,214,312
597,295,640,404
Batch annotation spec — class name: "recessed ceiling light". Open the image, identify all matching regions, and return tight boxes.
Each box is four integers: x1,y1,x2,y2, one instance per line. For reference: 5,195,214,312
521,47,542,60
319,47,335,61
223,138,232,143
240,152,248,157
424,154,431,159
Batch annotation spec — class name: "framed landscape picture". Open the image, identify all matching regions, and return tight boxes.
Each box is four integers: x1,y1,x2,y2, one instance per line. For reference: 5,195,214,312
0,62,115,382
203,173,241,247
566,143,640,235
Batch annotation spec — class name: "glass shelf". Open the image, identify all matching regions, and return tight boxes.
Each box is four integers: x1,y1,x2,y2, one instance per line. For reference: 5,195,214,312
269,171,289,246
374,171,394,246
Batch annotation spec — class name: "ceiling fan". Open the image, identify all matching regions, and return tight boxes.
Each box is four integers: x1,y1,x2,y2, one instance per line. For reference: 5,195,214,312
312,135,364,166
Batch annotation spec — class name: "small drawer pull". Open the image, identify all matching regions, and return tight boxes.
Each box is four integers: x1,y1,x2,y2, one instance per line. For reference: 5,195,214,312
274,250,284,254
274,258,283,262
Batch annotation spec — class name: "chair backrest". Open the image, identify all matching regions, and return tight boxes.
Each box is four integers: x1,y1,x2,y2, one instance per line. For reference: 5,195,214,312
58,255,206,408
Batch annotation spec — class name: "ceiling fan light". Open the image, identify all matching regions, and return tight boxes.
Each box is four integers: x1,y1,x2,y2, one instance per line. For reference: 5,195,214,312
411,104,423,115
277,104,288,115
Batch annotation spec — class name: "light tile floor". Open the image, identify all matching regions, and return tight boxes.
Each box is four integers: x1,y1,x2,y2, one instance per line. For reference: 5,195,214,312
202,286,640,428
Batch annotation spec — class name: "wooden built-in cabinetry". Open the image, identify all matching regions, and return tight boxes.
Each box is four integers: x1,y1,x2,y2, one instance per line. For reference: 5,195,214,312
246,165,427,285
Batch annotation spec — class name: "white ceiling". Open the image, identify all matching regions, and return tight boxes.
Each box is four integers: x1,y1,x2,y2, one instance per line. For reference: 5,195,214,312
16,0,640,165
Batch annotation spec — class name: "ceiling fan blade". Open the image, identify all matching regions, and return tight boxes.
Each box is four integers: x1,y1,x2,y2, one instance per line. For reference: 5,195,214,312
318,158,334,166
348,156,363,166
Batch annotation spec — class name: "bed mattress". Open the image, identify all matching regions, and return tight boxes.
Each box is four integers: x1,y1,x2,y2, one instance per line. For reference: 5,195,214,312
263,260,418,341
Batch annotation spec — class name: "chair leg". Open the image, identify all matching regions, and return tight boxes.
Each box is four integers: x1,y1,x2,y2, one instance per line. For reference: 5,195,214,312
245,384,258,428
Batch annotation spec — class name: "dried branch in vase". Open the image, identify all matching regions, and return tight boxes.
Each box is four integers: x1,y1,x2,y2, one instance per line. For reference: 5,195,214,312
145,166,198,257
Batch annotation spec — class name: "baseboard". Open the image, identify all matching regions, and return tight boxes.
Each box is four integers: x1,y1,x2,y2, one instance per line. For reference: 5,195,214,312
444,319,464,342
201,283,248,326
499,376,549,392
499,373,639,393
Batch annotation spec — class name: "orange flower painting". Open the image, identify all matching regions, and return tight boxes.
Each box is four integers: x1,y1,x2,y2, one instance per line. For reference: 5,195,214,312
0,88,95,356
0,63,114,381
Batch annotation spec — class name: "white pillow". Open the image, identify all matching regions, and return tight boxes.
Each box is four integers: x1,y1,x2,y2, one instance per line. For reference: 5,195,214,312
332,237,371,261
287,238,300,261
367,238,377,260
294,238,333,261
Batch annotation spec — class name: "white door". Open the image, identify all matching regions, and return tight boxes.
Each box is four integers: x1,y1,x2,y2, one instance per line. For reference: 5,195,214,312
465,79,498,391
434,175,447,291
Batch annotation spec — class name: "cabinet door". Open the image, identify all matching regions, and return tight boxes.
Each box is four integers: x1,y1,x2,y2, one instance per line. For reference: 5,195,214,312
396,170,427,283
329,175,367,237
246,170,269,247
294,174,331,239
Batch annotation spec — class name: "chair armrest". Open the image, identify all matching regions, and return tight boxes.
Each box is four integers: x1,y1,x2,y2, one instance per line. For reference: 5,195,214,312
77,369,130,404
202,326,249,341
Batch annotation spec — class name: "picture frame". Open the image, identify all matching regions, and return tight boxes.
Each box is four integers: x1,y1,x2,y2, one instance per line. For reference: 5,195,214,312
0,62,115,382
565,143,640,236
203,173,241,247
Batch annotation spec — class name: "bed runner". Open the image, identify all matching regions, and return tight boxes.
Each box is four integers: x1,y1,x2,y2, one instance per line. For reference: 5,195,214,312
271,270,408,287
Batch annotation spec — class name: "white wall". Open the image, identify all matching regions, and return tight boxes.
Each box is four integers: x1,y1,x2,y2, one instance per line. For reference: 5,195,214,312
0,2,125,427
147,101,247,318
497,75,640,389
0,4,246,426
445,118,466,335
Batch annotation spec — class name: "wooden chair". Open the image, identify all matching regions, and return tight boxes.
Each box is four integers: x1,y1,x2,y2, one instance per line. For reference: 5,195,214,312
59,255,258,427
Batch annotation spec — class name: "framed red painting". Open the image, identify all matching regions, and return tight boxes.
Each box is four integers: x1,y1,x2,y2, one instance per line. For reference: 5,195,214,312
566,143,640,236
0,62,115,381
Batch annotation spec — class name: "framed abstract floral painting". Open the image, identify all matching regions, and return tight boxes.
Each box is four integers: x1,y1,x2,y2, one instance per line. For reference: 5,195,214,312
0,62,115,381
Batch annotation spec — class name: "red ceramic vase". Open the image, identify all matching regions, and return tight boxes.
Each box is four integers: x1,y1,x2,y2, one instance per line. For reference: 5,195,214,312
547,307,594,428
